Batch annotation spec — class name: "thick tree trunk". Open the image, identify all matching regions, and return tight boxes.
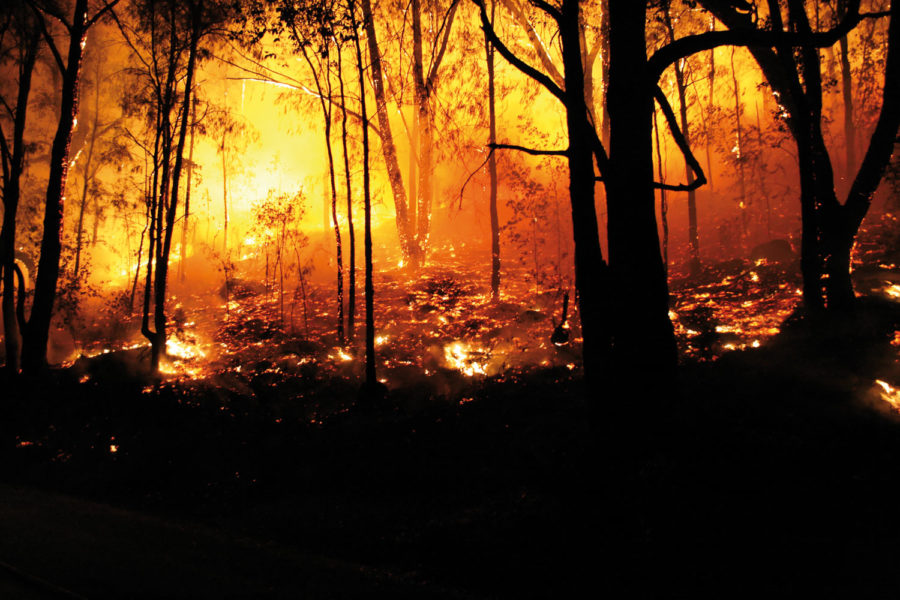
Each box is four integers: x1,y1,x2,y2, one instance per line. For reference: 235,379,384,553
605,1,676,378
559,0,610,388
360,0,413,259
22,0,89,373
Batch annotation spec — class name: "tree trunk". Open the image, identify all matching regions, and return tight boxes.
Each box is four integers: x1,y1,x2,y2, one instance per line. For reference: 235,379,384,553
559,0,611,388
605,1,676,378
300,45,344,346
352,7,376,388
662,4,699,274
485,1,500,302
838,0,856,177
149,9,200,372
1,28,39,375
411,0,431,262
179,93,197,282
74,57,103,280
22,0,89,373
729,47,748,245
360,0,413,259
338,49,356,342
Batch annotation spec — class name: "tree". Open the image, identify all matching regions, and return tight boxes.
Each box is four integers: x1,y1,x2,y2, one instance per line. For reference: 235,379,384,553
701,0,899,309
20,0,120,374
0,2,41,375
483,0,500,301
116,0,223,372
478,0,870,401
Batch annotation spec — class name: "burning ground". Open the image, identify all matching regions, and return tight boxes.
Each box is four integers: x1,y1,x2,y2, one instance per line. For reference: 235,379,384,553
4,216,900,596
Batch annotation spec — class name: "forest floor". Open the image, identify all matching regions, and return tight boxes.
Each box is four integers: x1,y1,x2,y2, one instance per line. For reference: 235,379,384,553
4,218,900,597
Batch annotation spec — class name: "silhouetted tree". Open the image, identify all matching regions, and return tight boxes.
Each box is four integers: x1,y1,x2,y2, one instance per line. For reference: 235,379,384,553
21,0,120,373
0,1,41,375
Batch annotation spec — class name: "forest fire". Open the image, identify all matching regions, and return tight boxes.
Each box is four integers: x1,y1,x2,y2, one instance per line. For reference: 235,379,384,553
2,0,900,597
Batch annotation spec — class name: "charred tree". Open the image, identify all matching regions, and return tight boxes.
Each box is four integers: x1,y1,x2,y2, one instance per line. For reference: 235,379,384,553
0,7,40,375
350,1,381,401
699,0,897,309
22,0,119,373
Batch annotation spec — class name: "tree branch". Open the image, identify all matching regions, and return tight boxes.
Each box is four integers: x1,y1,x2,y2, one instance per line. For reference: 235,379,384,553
87,0,121,29
500,0,564,88
648,0,864,80
30,6,65,74
528,0,562,23
426,0,460,87
844,0,900,228
490,142,567,156
653,85,707,192
473,0,565,102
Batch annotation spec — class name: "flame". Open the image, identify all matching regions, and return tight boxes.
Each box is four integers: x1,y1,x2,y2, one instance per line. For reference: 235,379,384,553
876,380,900,412
166,337,206,360
444,342,488,377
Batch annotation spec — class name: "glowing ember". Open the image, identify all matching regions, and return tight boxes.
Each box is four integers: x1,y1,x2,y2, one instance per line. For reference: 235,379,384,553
881,283,900,300
876,380,900,412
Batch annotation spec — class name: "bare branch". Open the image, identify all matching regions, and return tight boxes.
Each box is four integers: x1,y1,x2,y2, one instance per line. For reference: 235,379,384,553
528,0,561,22
426,0,460,87
500,0,564,88
474,0,565,102
30,6,65,74
648,0,864,80
87,0,121,29
490,142,568,156
652,86,707,192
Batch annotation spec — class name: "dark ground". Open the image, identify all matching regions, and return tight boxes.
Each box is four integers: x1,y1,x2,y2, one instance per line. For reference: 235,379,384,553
3,297,900,598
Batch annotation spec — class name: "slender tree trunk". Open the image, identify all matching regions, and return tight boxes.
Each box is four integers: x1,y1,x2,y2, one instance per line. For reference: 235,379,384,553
360,0,413,259
301,45,344,346
221,125,229,253
1,29,39,375
838,0,856,177
600,0,611,148
411,0,431,262
22,0,90,373
653,109,668,274
74,58,102,280
485,1,500,302
338,49,356,342
179,93,197,282
662,6,698,274
352,6,376,388
729,47,748,245
149,10,199,372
